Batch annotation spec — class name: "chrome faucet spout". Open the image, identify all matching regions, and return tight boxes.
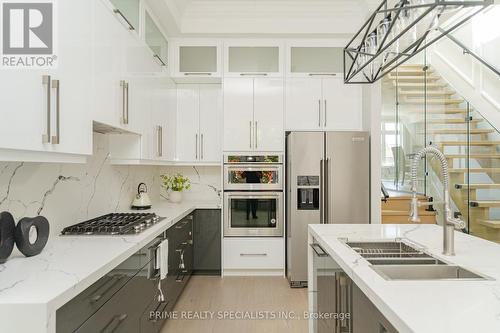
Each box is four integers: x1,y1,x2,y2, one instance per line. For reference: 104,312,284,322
409,146,465,256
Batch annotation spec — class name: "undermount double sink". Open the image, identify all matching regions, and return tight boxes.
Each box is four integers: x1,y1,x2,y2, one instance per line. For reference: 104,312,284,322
345,240,489,281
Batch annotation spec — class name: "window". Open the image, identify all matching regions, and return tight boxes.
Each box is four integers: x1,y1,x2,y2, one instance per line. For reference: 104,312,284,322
381,120,401,166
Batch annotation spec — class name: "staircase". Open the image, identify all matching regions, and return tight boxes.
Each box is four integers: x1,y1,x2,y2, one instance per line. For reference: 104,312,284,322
385,64,500,243
381,193,437,224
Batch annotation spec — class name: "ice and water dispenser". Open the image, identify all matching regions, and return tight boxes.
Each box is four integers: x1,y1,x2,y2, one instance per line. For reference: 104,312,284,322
297,176,320,210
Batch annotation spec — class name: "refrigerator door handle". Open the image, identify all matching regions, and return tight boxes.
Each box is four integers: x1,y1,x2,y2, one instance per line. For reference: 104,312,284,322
320,158,324,224
324,157,330,224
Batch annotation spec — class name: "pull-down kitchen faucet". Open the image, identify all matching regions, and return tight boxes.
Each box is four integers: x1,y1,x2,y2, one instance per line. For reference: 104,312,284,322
409,146,466,256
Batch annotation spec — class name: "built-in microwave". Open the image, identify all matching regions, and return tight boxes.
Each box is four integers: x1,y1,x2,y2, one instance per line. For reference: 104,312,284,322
223,154,283,191
224,191,283,237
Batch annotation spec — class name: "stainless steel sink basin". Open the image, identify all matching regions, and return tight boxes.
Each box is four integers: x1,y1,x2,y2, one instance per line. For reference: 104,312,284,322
372,265,488,281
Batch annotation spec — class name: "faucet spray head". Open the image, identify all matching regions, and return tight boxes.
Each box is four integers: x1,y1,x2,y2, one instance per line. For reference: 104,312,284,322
409,195,421,223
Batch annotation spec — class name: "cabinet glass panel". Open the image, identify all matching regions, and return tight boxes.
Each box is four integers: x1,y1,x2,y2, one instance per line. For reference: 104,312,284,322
110,0,140,30
145,12,168,65
291,47,343,73
179,46,217,73
228,47,279,73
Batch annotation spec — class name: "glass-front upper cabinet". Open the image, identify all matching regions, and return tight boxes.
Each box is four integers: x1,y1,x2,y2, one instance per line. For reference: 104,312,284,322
287,44,344,77
145,11,168,67
110,0,140,31
171,40,222,80
224,41,284,77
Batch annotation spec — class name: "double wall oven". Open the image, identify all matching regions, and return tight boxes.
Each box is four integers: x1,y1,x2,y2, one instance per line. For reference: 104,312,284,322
223,155,284,237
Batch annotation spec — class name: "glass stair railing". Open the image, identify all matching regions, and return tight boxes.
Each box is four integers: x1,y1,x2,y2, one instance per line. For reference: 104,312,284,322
381,52,500,243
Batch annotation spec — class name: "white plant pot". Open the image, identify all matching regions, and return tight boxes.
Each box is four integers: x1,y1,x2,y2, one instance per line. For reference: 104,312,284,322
169,191,183,203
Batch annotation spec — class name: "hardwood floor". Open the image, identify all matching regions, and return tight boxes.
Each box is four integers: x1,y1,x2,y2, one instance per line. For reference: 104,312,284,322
160,276,308,333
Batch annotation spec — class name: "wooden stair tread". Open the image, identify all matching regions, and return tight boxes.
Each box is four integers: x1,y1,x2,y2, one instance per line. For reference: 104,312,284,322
446,154,500,159
435,141,500,146
450,168,500,173
477,219,500,229
408,109,467,115
470,200,500,208
392,82,447,88
388,75,440,81
455,183,500,189
403,99,464,105
424,119,481,124
398,90,455,96
382,210,436,216
426,129,494,134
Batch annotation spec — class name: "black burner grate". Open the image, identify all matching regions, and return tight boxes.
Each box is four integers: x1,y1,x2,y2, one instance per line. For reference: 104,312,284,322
61,213,162,235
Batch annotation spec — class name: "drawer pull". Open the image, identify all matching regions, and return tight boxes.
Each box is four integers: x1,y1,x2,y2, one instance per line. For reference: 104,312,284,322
89,275,124,303
100,313,128,333
150,302,169,322
240,253,268,257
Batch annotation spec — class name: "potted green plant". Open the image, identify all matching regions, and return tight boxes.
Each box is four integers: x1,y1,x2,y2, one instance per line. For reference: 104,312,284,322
160,173,191,203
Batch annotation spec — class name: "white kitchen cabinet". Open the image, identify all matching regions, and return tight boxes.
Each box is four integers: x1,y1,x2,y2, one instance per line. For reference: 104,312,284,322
177,84,222,163
287,45,344,77
285,77,362,131
0,0,92,158
322,77,362,131
151,81,177,161
171,40,221,81
145,11,168,68
223,238,284,274
224,41,284,78
224,78,284,152
285,78,323,130
223,78,254,151
254,79,284,151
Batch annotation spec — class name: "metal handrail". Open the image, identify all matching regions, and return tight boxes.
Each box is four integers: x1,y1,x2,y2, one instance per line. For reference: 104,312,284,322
439,27,500,78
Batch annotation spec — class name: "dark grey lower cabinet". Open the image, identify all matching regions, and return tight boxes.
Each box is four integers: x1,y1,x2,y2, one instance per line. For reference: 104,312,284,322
311,241,398,333
352,284,398,333
193,209,221,274
57,210,221,333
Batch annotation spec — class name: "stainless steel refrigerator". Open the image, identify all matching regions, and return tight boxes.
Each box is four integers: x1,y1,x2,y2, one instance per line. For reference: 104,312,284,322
286,131,370,287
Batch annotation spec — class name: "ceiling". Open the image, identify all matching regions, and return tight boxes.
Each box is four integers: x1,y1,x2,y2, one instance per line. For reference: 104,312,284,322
147,0,380,37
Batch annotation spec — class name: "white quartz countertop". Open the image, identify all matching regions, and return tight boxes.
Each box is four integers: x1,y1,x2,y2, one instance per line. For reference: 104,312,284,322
0,200,221,333
309,224,500,333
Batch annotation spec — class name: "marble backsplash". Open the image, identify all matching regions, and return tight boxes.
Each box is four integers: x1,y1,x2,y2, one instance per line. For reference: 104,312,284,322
0,133,221,241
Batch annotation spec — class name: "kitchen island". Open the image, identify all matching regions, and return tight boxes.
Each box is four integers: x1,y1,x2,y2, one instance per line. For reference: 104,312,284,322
308,224,500,333
0,200,220,333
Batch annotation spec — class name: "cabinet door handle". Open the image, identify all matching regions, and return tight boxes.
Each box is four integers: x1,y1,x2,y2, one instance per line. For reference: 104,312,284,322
51,80,60,144
153,54,166,67
318,99,321,128
113,9,135,30
254,121,258,149
195,134,198,159
240,73,267,76
240,253,267,257
157,125,163,157
309,73,337,76
201,134,204,160
324,100,327,127
184,73,212,76
42,75,51,143
249,121,253,149
120,80,129,125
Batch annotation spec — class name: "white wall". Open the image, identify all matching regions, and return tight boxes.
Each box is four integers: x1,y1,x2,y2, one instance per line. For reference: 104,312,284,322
430,6,500,130
0,134,221,244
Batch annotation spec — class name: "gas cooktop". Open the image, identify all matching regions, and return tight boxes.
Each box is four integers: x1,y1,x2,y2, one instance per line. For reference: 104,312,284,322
61,213,164,235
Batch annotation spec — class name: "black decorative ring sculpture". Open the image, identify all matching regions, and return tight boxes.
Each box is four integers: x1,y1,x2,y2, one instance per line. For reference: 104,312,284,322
0,212,16,264
15,216,50,257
